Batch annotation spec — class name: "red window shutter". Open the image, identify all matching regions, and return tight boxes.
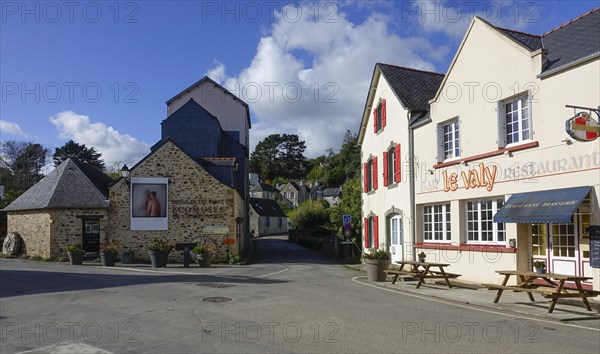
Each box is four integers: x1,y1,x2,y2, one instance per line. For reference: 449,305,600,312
394,144,401,183
373,156,378,190
364,217,369,247
382,100,387,127
363,162,368,193
383,151,389,187
373,108,378,133
373,216,379,248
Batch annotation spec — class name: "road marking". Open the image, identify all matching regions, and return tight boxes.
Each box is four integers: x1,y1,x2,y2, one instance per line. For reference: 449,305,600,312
18,342,112,354
256,269,289,278
351,276,600,333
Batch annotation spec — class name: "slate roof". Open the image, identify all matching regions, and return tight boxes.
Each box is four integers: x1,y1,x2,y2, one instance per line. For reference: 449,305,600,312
495,27,543,51
323,188,341,197
377,63,445,111
3,158,112,211
491,7,599,74
250,183,279,193
250,198,286,217
541,7,600,73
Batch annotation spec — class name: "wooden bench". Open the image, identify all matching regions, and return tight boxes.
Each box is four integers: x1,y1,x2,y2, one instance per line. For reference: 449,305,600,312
484,270,597,313
385,269,419,284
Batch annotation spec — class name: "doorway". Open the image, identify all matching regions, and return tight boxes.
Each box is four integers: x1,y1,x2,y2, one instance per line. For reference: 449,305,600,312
389,214,403,263
82,219,100,253
531,218,581,276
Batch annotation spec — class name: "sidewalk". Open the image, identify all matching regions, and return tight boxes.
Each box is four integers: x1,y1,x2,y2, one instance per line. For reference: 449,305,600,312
350,266,600,323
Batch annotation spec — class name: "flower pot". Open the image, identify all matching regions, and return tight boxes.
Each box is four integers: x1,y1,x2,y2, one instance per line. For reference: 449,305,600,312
100,252,117,267
148,250,169,268
68,251,84,265
535,268,546,274
364,258,391,282
196,253,213,268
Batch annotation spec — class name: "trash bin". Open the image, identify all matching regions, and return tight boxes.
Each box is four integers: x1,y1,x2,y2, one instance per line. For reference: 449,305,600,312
121,251,133,264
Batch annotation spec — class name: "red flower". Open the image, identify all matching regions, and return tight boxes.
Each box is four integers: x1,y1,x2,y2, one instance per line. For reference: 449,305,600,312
223,238,235,245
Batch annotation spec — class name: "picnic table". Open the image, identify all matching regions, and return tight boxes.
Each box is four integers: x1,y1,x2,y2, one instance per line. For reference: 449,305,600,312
483,270,600,313
385,260,461,288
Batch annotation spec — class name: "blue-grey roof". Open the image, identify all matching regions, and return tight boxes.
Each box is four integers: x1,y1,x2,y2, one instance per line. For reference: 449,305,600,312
377,63,445,112
250,198,286,217
323,188,341,197
541,8,600,73
3,159,112,211
491,8,599,74
250,183,279,193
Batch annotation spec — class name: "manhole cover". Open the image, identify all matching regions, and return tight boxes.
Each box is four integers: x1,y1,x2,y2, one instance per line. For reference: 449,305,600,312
203,297,232,302
197,283,236,288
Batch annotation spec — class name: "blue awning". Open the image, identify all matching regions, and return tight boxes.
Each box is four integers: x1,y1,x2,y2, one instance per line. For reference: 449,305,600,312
493,186,592,223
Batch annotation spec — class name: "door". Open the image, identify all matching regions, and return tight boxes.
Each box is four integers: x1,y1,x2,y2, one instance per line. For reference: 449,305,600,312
82,219,100,253
531,220,579,275
389,215,403,263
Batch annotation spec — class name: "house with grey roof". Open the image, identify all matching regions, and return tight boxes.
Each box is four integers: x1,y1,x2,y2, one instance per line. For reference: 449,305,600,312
249,197,288,237
322,187,342,206
3,158,113,258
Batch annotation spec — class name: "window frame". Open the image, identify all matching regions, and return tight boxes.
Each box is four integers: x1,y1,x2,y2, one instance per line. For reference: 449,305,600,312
465,198,506,245
440,118,460,161
423,203,451,243
500,93,532,148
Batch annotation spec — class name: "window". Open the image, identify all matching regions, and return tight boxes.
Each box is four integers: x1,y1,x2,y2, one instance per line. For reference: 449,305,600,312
364,215,379,248
363,157,378,192
278,218,283,227
441,119,460,160
383,144,401,186
466,199,505,244
501,94,530,146
423,204,451,242
373,99,386,133
264,218,270,227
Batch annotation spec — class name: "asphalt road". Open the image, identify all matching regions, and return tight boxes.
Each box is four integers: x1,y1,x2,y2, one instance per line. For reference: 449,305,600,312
1,235,599,353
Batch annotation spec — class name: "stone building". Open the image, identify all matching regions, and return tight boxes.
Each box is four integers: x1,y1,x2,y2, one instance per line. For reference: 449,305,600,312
3,158,113,258
249,198,288,237
110,77,251,262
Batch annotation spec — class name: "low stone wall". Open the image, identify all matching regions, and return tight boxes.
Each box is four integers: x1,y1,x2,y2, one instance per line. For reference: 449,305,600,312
7,211,51,258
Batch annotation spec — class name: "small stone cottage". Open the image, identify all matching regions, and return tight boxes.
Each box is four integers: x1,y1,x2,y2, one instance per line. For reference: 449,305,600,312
3,158,113,258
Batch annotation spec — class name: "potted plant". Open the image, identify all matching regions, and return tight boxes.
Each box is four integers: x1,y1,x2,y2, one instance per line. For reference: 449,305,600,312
533,260,547,274
363,247,391,282
100,239,121,267
417,251,427,263
192,244,215,268
147,238,174,268
67,243,84,265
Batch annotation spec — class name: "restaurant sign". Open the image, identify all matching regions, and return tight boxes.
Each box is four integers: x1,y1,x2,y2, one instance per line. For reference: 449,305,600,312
566,112,600,142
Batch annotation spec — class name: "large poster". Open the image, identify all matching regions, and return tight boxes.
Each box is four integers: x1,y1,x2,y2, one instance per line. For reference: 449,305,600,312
130,177,168,230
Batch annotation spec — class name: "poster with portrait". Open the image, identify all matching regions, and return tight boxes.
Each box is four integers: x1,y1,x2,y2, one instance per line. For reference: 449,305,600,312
130,177,168,230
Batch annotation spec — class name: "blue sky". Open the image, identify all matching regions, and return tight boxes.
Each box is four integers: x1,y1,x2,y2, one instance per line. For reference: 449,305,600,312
1,0,598,171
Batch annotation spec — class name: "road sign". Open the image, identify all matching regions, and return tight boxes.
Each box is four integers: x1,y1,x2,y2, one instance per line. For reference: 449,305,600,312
344,230,351,237
343,215,351,225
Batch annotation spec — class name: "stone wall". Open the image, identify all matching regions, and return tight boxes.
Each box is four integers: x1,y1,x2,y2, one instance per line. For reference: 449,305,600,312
49,208,108,258
109,141,244,263
7,211,51,258
6,209,109,259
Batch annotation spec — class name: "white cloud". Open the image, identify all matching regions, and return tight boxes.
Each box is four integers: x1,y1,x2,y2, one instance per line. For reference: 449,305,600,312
207,3,441,157
49,111,150,168
0,120,26,137
206,61,227,85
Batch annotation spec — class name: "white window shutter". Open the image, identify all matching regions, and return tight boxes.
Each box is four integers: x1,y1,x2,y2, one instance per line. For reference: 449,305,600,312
496,101,506,148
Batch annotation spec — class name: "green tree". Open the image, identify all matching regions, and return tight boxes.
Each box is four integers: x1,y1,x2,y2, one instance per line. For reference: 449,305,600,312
0,141,48,191
250,134,309,181
53,140,105,169
289,199,330,233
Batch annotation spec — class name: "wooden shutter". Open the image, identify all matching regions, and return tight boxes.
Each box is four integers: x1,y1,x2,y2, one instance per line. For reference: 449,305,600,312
497,101,506,148
373,108,378,133
373,156,378,190
363,162,368,193
394,144,401,183
381,100,387,127
383,151,389,187
374,216,379,248
364,217,369,247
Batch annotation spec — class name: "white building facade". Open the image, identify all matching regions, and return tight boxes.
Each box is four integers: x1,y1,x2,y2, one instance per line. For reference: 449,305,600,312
361,9,600,289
